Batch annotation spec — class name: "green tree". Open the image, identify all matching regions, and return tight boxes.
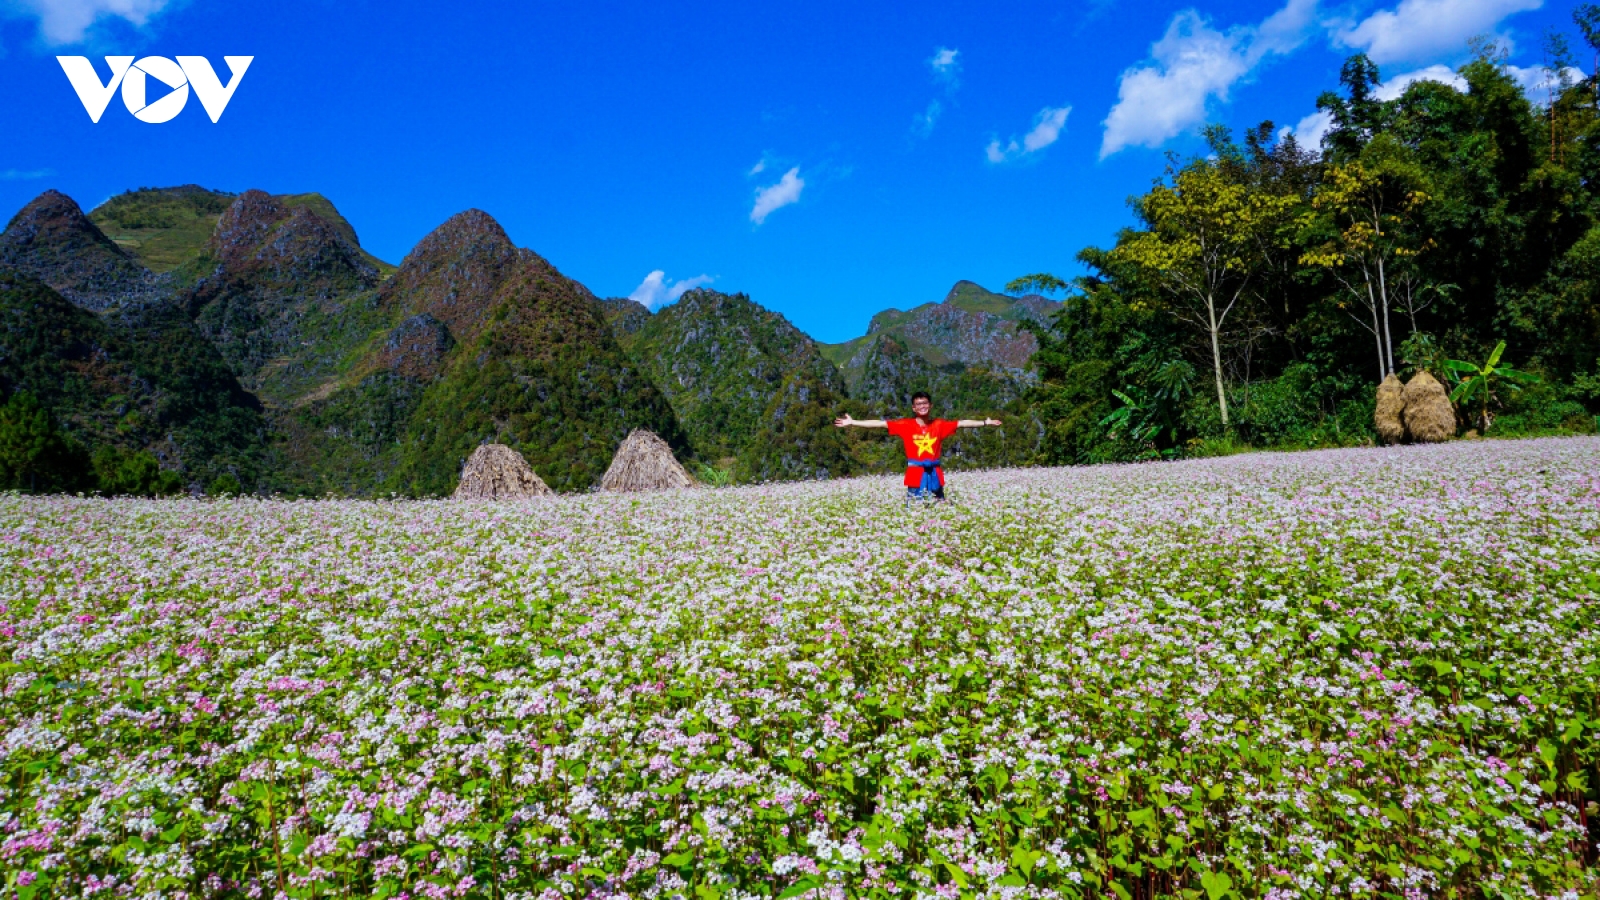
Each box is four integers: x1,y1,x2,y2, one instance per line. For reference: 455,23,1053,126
0,392,88,493
92,446,185,497
1109,161,1297,426
1299,148,1432,381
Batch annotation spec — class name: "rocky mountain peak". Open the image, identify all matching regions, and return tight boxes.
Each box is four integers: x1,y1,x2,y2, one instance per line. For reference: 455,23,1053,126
942,280,986,303
598,297,650,337
380,209,532,346
402,209,521,269
0,190,164,311
203,189,378,288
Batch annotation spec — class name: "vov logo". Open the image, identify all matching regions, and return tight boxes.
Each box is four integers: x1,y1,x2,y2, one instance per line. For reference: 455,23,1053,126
57,56,253,123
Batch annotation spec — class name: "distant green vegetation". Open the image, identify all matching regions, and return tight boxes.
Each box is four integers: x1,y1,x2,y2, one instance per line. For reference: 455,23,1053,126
1018,43,1600,463
816,334,867,370
88,185,235,273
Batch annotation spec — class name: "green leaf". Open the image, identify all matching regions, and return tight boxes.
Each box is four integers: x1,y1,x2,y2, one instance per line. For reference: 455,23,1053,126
662,851,695,867
1012,845,1044,878
1200,870,1233,900
777,878,821,900
943,862,969,887
1108,882,1132,900
1537,739,1557,770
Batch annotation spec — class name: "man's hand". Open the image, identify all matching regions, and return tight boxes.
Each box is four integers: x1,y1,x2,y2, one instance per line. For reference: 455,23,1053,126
986,417,1002,426
834,414,854,428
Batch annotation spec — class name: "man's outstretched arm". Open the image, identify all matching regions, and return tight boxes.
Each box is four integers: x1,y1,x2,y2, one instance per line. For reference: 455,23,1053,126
956,417,1003,427
834,414,888,428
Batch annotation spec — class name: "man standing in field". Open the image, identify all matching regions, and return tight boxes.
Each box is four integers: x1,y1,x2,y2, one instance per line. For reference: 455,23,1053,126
834,391,1001,501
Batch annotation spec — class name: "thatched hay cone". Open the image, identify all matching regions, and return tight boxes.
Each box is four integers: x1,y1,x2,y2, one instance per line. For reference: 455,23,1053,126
1374,373,1406,445
453,443,553,499
599,429,695,492
1401,370,1455,443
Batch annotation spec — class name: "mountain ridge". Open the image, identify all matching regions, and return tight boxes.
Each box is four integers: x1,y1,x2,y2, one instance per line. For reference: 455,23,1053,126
1,186,1050,493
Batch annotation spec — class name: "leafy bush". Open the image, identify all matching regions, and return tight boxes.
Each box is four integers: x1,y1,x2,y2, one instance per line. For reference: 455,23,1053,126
91,446,185,497
1492,374,1600,436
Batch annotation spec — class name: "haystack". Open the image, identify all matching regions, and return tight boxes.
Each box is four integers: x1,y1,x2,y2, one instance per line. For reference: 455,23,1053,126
599,429,695,492
453,443,553,499
1401,370,1455,443
1374,373,1406,444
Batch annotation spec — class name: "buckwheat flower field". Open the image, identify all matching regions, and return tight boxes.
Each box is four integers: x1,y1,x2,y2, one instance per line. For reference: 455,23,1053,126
4,438,1600,900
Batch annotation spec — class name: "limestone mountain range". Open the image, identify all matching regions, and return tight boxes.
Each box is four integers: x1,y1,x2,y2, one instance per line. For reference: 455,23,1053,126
0,185,1056,494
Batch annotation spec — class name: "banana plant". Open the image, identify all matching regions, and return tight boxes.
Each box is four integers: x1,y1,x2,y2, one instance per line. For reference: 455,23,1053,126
1443,341,1539,433
1100,388,1162,444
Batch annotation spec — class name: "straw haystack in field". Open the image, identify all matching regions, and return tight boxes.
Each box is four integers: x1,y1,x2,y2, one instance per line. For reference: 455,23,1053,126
453,444,554,499
1402,371,1456,443
599,429,695,492
1374,373,1406,445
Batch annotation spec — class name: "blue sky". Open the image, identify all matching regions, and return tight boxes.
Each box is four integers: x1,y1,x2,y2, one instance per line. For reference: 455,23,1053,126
0,0,1581,342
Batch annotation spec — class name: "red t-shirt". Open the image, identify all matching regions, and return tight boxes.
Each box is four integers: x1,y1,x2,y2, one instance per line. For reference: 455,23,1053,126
886,418,958,487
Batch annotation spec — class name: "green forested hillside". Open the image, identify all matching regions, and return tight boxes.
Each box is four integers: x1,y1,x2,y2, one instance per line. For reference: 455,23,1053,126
820,280,1058,390
1019,48,1600,463
618,289,846,462
180,190,385,394
383,249,690,495
263,210,690,496
0,269,266,493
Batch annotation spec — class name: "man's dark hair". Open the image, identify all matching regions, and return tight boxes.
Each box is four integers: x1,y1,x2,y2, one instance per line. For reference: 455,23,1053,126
911,391,931,404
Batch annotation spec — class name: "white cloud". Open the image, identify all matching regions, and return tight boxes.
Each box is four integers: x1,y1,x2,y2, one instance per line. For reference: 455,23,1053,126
0,167,53,180
748,158,766,176
913,47,960,138
1279,109,1334,148
1373,63,1468,99
913,99,942,138
929,47,960,88
1253,0,1320,56
1100,0,1316,159
750,167,803,225
1333,0,1540,65
8,0,172,44
627,270,715,311
986,106,1071,163
1504,64,1586,104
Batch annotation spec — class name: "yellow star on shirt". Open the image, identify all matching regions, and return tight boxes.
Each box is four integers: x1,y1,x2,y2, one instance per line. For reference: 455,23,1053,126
911,433,937,457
